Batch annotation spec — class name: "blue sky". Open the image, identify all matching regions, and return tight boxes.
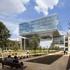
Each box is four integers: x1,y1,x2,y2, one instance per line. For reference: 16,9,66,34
0,0,70,40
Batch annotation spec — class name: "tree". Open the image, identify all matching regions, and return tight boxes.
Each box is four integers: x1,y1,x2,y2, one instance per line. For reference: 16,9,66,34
0,22,10,50
29,35,40,53
7,40,20,51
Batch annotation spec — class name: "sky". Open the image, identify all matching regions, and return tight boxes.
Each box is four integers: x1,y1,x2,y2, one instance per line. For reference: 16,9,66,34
0,0,70,40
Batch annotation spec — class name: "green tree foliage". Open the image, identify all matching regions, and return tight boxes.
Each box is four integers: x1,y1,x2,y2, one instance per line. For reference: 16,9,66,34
7,40,20,51
12,46,20,51
29,35,40,53
49,45,60,50
0,22,10,50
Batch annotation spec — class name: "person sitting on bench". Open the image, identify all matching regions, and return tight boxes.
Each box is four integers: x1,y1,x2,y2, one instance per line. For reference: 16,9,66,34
5,55,13,63
2,55,24,69
13,56,19,63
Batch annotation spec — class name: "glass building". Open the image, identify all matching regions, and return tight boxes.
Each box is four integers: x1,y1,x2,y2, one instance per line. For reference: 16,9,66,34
19,14,65,50
19,14,59,36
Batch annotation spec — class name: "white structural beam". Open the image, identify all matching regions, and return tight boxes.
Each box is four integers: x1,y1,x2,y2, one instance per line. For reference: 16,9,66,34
19,36,26,51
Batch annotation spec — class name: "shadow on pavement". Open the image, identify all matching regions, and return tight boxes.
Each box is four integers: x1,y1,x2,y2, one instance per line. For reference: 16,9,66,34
66,56,70,70
26,54,63,65
2,66,27,70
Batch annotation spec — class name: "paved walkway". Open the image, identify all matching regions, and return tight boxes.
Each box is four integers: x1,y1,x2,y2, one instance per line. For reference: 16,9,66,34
22,51,63,62
22,52,69,70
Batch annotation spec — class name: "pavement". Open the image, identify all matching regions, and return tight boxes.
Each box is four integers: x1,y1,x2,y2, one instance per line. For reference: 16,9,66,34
22,51,69,70
0,51,69,70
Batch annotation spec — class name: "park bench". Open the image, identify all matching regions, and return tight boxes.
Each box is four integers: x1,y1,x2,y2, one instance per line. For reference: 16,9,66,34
2,58,24,69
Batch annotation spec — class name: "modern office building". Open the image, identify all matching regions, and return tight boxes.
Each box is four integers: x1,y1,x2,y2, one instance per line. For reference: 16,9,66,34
68,33,70,53
19,14,58,36
64,31,70,53
19,14,65,50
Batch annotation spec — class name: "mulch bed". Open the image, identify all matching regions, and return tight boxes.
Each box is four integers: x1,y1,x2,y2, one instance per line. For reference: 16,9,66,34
26,54,63,65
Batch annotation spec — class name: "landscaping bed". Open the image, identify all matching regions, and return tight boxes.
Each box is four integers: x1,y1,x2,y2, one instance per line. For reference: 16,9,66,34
26,54,63,65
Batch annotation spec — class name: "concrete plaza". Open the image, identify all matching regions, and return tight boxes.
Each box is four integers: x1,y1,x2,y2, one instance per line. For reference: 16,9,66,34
0,51,70,70
22,52,69,70
23,55,69,70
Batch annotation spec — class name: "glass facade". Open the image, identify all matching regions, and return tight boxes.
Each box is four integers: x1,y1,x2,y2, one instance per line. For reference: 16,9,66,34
19,14,59,36
53,36,64,44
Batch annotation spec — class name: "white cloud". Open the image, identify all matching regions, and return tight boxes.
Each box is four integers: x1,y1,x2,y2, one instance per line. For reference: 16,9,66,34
10,26,19,40
0,0,30,40
35,0,59,15
21,0,30,4
2,21,19,40
0,0,30,16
